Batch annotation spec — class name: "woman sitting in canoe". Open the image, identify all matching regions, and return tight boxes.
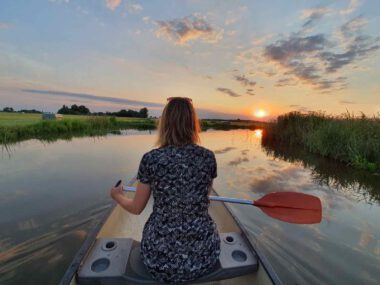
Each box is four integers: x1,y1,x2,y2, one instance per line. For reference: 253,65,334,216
110,97,221,283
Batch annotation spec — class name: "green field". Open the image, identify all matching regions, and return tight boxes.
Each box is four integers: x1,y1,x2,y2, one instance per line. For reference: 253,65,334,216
262,112,380,172
0,112,263,145
0,112,42,126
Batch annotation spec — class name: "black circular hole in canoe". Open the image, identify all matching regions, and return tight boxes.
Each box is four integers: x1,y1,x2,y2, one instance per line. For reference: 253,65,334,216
105,241,115,249
226,236,234,243
232,250,247,262
91,258,110,272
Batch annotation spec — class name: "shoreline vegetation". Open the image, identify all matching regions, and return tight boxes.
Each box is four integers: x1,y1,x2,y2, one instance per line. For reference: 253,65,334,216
2,110,379,173
0,112,265,145
262,112,380,172
263,143,380,203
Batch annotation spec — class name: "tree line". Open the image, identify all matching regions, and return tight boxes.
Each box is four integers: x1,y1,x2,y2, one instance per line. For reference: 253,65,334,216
1,107,42,113
2,105,149,119
58,104,149,118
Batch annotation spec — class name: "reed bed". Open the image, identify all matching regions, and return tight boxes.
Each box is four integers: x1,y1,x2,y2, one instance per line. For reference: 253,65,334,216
262,112,380,172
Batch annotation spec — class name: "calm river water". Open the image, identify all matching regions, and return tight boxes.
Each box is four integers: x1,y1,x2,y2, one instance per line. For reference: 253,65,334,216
0,130,379,284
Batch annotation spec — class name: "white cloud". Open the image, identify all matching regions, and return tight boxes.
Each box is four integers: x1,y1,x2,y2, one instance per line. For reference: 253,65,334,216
301,6,331,19
340,0,361,16
142,16,150,23
300,6,331,30
340,16,368,37
224,6,247,26
126,3,143,14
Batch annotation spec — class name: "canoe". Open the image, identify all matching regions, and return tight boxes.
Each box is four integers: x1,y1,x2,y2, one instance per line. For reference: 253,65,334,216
59,178,283,285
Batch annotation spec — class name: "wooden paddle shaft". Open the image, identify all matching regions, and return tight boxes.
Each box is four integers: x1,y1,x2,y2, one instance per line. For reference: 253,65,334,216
123,186,254,205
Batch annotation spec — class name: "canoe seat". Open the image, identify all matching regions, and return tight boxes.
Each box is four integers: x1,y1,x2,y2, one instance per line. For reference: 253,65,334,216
77,232,258,284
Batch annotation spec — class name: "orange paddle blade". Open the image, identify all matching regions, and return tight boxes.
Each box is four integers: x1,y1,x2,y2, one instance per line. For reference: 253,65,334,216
260,207,322,224
253,192,322,224
253,192,322,210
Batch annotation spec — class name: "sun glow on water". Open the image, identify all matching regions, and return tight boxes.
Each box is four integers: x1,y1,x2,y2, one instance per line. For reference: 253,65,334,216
254,129,263,138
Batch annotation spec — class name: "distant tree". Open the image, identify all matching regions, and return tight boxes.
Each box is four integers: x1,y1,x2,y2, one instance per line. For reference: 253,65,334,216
74,104,80,111
115,109,143,117
3,107,14,112
139,107,148,118
57,104,90,115
57,104,147,117
18,109,42,114
57,105,71,114
77,105,90,115
70,104,80,114
116,109,127,117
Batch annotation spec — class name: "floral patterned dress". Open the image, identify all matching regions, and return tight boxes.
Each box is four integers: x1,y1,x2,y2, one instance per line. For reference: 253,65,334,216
136,144,220,284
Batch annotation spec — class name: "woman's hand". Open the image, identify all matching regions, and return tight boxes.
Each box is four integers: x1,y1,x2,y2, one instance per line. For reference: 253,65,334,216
110,181,123,201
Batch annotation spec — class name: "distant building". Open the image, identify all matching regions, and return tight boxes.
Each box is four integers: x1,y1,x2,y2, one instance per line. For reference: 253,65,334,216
42,112,56,120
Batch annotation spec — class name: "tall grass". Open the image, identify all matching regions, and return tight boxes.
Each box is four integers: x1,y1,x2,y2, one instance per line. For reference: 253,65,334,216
0,117,156,145
263,143,380,203
262,112,380,172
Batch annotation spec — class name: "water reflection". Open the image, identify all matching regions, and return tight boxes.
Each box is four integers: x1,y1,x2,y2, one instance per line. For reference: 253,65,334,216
262,143,380,204
214,147,236,154
207,130,380,285
1,130,379,285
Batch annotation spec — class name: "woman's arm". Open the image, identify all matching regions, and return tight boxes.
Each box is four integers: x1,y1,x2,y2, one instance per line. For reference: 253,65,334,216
110,181,151,215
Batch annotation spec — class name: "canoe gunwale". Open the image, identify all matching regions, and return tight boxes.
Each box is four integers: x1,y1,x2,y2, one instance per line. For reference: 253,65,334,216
215,189,283,285
58,201,116,285
58,177,136,285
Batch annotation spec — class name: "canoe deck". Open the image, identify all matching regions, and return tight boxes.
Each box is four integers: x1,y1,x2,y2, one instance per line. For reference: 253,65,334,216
89,190,273,285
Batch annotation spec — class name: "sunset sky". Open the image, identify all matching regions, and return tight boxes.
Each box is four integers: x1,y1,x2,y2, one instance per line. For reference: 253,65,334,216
0,0,379,119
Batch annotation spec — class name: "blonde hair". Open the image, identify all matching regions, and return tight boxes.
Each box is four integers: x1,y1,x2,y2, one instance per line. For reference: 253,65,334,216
157,98,200,147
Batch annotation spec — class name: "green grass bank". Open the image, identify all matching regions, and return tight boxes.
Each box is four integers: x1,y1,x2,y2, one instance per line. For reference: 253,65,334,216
262,112,380,172
0,113,263,145
0,114,156,145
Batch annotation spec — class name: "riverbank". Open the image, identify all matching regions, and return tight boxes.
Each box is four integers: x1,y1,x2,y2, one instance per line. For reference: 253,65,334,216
0,113,155,145
0,112,264,145
262,112,380,172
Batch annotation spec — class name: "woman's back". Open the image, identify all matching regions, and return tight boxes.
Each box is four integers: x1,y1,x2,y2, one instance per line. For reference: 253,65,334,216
137,144,220,283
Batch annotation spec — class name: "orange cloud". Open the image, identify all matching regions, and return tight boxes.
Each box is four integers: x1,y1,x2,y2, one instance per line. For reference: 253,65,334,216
105,0,121,10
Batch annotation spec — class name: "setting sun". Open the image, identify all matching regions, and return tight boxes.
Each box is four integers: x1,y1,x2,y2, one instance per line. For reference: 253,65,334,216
254,109,268,118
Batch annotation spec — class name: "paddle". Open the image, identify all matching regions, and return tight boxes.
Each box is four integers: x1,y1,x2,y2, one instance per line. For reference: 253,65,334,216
122,186,322,224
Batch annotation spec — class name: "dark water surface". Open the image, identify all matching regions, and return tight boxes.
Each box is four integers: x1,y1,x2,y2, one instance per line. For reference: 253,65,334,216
0,130,379,284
